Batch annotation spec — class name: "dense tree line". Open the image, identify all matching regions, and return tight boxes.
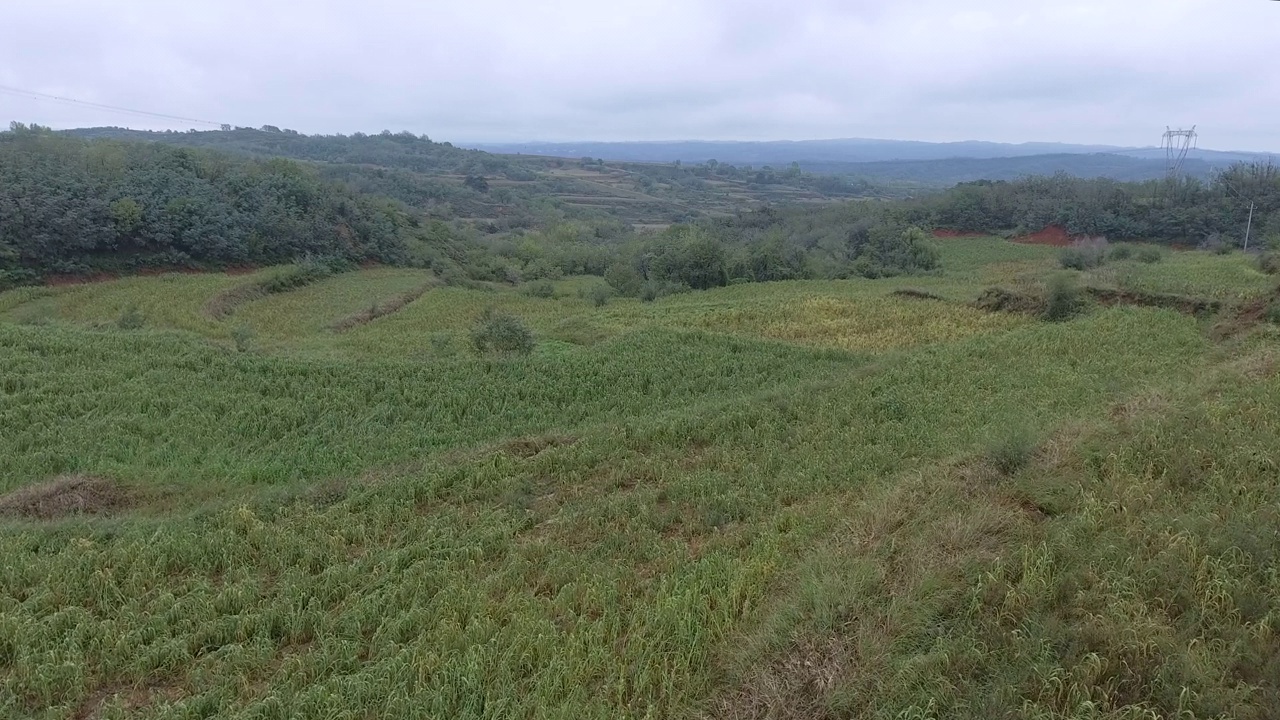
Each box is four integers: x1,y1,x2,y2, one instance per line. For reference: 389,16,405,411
25,122,1276,301
621,158,876,197
467,204,942,298
923,166,1280,247
69,126,521,178
0,125,481,285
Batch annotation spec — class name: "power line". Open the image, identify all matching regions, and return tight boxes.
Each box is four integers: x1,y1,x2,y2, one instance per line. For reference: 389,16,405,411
0,84,227,127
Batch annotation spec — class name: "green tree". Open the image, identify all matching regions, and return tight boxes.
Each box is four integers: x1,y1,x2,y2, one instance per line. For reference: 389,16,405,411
109,198,144,238
605,261,644,297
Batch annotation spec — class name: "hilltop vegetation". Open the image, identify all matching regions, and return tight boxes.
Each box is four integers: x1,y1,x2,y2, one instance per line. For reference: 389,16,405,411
7,122,1277,308
63,126,879,229
0,124,433,283
0,125,936,292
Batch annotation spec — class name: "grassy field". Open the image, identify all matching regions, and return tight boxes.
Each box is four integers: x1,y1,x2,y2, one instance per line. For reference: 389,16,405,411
1,240,1278,719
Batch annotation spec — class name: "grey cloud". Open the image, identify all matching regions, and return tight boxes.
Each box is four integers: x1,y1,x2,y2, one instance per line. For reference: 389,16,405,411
1,0,1276,150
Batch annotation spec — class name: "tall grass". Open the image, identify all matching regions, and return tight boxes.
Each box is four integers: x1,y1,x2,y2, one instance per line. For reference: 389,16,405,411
1,237,1273,719
0,306,1214,718
0,323,861,493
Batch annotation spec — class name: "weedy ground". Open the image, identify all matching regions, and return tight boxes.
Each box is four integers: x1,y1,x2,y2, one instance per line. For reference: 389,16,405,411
1,240,1277,719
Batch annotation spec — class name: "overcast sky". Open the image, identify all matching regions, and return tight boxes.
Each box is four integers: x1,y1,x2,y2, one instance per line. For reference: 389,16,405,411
1,0,1277,149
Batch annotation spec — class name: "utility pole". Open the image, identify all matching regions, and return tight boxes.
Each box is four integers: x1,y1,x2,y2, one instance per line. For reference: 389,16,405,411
1244,201,1255,251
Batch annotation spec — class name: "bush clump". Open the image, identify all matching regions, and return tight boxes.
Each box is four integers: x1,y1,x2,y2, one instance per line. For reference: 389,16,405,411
1109,244,1135,261
1060,238,1108,270
470,309,535,356
117,305,145,330
975,287,1041,314
0,268,40,291
1043,273,1084,322
232,325,254,353
261,259,334,294
1265,301,1280,325
1111,243,1164,264
1135,246,1165,264
604,262,644,297
522,280,556,299
1258,252,1280,275
986,427,1037,475
580,283,611,307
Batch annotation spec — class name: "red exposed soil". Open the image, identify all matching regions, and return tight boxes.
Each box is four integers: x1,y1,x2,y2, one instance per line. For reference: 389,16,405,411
44,272,120,287
1012,225,1074,247
931,229,987,239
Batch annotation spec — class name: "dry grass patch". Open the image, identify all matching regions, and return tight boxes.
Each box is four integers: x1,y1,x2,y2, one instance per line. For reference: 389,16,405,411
713,636,849,720
0,474,135,520
75,682,184,720
203,282,267,320
1107,391,1173,424
1226,347,1280,379
712,459,1043,720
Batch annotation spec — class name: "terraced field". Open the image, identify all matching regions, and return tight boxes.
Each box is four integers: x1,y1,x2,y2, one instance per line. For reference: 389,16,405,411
2,239,1278,719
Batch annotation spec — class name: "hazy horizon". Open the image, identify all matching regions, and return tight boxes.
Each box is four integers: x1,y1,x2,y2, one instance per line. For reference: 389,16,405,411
3,0,1277,151
50,127,1279,157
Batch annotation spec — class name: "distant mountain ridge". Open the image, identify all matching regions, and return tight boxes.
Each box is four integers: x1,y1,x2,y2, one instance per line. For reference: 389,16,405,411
467,137,1274,166
465,138,1275,187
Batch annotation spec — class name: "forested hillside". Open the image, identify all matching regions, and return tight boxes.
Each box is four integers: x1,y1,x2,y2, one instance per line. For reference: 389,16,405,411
70,126,522,175
0,125,930,290
64,126,880,228
0,125,460,285
921,167,1280,245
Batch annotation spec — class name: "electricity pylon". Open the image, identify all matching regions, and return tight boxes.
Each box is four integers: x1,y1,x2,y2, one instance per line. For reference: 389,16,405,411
1162,126,1198,181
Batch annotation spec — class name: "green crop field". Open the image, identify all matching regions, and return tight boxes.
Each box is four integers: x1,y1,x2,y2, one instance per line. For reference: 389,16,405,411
2,239,1279,720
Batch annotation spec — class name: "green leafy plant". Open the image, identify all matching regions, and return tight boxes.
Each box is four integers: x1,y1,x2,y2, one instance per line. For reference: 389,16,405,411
429,331,457,357
1043,273,1083,322
582,283,611,307
1060,239,1108,271
232,325,254,353
985,427,1037,475
1109,244,1134,261
470,309,535,356
117,305,145,330
1135,246,1165,264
